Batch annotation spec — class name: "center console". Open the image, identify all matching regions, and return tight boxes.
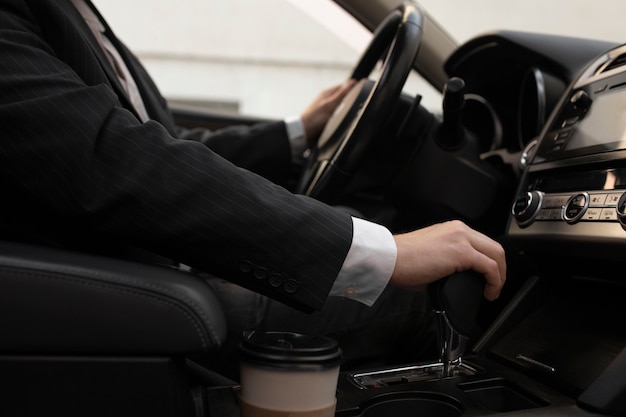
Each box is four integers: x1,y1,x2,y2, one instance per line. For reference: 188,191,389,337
503,42,626,416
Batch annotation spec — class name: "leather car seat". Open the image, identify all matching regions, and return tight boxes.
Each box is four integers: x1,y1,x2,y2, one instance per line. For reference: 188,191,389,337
0,240,228,417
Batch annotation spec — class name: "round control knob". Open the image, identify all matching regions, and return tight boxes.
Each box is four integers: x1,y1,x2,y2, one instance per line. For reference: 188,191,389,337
563,192,589,224
570,90,592,112
616,192,626,228
512,191,543,226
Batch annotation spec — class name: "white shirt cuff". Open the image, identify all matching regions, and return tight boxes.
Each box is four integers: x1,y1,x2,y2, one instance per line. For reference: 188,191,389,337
284,115,307,162
330,217,397,306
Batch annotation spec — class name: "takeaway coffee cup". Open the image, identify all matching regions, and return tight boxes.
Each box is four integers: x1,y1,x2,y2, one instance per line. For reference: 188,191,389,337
238,330,342,417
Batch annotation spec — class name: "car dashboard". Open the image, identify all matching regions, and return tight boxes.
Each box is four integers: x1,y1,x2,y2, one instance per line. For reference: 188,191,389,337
446,31,626,416
444,30,619,156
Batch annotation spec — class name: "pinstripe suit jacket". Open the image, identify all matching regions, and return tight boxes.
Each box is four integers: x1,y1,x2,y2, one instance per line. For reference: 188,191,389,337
0,0,353,312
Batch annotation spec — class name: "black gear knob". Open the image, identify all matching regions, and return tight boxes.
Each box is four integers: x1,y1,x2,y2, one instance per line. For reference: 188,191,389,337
428,270,485,376
428,270,485,337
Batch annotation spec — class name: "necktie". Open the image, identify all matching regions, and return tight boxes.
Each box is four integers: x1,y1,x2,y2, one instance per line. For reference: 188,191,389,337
70,0,150,122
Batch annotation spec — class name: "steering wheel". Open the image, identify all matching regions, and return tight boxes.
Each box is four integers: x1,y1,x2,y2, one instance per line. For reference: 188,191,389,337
296,3,424,203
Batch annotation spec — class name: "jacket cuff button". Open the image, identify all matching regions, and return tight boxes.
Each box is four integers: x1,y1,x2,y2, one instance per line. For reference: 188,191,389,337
283,279,298,294
269,273,283,288
239,260,253,273
254,267,268,280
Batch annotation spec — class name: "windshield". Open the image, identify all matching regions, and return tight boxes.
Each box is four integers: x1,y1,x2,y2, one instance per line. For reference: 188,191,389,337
94,0,626,119
419,0,626,45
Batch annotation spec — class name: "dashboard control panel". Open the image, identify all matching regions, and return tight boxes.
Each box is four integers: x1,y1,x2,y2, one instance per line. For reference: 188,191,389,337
513,190,625,227
508,43,626,261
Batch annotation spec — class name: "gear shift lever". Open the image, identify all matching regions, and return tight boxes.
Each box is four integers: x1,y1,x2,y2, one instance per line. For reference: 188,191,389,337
348,270,485,388
428,271,484,377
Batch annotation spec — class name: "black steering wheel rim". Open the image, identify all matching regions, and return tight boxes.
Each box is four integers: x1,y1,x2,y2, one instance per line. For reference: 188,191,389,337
297,3,424,204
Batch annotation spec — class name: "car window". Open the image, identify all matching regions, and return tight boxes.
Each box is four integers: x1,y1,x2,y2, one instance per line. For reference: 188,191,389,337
92,0,442,119
418,0,626,45
92,0,626,120
92,0,354,119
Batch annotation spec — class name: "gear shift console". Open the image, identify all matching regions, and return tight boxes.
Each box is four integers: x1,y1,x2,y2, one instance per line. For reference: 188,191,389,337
428,271,485,377
349,271,484,388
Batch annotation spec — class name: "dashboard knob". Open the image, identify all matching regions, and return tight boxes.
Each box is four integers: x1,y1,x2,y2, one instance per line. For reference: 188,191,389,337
563,192,589,224
512,191,543,226
570,90,592,112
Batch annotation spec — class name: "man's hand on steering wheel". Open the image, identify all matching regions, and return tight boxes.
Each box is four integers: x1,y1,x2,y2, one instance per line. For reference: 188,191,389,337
300,79,358,145
296,3,424,203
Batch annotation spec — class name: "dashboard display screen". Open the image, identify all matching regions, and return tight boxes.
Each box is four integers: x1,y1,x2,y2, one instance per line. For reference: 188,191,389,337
565,86,626,153
535,79,626,163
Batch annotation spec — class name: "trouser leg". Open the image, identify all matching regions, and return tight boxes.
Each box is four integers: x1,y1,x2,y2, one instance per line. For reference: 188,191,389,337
202,278,439,380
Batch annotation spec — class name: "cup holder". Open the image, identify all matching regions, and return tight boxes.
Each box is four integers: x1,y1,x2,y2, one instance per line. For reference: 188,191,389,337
357,391,463,417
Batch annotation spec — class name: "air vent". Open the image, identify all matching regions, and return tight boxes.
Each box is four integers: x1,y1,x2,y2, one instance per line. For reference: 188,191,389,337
597,53,626,74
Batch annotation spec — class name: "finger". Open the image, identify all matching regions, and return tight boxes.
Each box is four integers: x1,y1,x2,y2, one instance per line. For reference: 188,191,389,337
466,232,506,301
463,251,502,301
331,79,356,101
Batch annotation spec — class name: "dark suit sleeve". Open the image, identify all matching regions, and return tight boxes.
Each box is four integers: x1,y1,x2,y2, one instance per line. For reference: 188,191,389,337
114,36,296,183
0,1,353,313
176,121,295,185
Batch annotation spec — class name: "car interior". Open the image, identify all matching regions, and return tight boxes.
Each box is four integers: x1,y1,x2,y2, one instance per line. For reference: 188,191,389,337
2,0,626,416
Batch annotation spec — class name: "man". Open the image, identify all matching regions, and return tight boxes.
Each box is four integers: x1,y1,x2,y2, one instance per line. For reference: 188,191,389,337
0,0,506,372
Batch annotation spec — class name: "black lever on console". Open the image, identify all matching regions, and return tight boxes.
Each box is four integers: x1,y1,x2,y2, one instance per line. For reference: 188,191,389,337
428,270,485,377
436,77,466,150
